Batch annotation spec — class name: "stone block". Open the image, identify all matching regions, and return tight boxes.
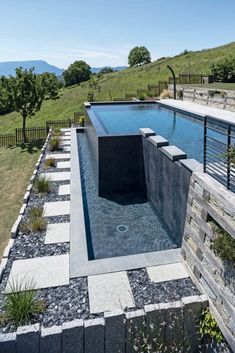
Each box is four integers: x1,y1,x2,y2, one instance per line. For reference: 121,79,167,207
144,303,166,350
148,134,169,147
16,323,40,353
84,318,105,353
3,239,14,258
125,310,145,353
11,215,22,238
164,301,184,352
139,128,156,137
180,158,203,172
84,102,91,108
40,325,62,353
0,332,16,353
0,258,7,281
104,310,125,353
27,184,33,192
23,191,30,204
182,296,202,352
160,145,187,161
62,319,84,353
19,204,27,215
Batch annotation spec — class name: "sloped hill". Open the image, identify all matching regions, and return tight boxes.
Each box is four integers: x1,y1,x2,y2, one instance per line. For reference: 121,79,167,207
1,41,235,133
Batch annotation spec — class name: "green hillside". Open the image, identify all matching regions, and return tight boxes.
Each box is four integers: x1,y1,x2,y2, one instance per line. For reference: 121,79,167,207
1,41,235,134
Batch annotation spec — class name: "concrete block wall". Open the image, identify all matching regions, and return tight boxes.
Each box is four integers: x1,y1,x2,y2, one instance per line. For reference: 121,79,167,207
168,85,235,112
182,172,235,350
0,296,208,353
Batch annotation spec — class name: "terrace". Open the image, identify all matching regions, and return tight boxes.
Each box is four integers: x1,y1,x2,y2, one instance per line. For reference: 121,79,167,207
0,99,234,352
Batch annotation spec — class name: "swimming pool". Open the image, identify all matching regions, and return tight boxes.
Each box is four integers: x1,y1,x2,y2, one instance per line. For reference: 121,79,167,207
78,133,177,260
86,102,204,162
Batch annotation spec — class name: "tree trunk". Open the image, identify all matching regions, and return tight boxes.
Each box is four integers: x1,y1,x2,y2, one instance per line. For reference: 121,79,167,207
22,115,27,144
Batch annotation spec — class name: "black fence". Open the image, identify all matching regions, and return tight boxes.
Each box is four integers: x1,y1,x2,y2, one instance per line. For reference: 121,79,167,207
0,112,84,147
204,116,235,192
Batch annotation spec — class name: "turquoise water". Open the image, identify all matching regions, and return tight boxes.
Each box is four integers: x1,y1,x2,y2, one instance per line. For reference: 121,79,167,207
90,103,204,162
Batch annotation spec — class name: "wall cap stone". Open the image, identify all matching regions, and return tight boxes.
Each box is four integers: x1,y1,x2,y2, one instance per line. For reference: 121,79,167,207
16,323,40,335
139,128,156,137
180,159,203,173
160,145,187,161
84,318,105,328
41,325,62,337
148,135,169,147
125,309,145,319
62,319,83,330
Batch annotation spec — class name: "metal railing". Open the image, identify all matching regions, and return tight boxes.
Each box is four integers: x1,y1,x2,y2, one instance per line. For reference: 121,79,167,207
204,115,235,192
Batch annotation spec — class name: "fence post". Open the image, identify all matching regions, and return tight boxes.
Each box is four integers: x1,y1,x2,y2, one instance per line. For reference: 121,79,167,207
15,128,18,145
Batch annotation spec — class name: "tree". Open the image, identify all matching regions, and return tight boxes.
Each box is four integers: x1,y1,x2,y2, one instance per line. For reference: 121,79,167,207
9,67,59,143
211,56,235,82
63,60,91,87
0,76,14,115
128,46,151,67
99,67,114,75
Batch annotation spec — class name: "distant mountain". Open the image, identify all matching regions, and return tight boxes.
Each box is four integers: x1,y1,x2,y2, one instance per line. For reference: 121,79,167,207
91,66,127,74
0,60,64,76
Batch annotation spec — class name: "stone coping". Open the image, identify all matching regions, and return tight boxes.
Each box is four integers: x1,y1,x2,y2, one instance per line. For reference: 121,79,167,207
159,99,235,126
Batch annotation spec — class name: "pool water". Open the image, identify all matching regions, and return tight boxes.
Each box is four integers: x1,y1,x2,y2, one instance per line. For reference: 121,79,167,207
78,133,178,260
89,103,204,162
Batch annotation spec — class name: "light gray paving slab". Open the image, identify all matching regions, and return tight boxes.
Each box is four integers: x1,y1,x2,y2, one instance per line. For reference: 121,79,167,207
147,263,189,283
46,153,70,160
58,184,70,196
63,146,71,152
57,161,71,169
60,141,71,147
64,132,71,136
88,271,134,314
43,201,70,217
60,136,71,141
60,128,71,132
45,223,70,244
6,254,69,292
41,172,70,182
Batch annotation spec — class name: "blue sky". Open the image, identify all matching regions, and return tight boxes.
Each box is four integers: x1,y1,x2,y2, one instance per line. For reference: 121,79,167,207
0,0,234,68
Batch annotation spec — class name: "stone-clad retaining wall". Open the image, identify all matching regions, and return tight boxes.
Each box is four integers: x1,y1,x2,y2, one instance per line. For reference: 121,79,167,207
141,128,202,245
182,173,235,351
169,85,235,112
0,295,208,353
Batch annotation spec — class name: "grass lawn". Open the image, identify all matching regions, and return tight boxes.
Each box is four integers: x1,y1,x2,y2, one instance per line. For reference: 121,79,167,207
0,143,41,258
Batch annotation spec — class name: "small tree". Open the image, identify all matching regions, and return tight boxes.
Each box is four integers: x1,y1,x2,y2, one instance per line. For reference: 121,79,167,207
211,56,235,82
9,67,59,143
128,46,151,67
63,60,91,87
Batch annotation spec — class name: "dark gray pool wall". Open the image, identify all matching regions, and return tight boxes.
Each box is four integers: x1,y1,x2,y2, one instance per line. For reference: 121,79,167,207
85,106,146,196
141,129,202,244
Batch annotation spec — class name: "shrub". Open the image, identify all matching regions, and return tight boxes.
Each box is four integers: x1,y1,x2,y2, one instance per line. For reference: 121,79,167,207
44,158,56,168
49,137,61,151
2,279,45,328
34,175,51,194
138,94,146,101
87,90,94,102
30,216,47,232
19,207,46,234
160,89,173,99
29,206,43,218
78,116,84,127
212,224,235,265
199,309,224,344
51,128,62,137
147,91,154,98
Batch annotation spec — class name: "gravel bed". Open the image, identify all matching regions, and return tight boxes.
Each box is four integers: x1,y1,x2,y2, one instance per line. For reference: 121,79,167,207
128,268,201,307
